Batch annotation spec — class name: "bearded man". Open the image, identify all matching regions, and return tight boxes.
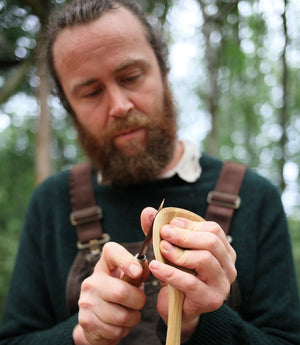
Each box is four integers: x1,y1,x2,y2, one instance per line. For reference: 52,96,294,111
1,1,299,345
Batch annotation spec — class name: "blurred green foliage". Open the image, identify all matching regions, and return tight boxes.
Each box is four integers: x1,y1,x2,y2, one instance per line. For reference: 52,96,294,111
0,108,86,318
0,117,35,318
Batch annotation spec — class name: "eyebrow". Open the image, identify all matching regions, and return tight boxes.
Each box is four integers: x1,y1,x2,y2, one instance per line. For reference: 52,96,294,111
115,58,149,72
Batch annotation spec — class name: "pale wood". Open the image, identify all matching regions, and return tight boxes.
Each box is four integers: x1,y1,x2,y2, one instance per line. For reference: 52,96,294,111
153,207,204,345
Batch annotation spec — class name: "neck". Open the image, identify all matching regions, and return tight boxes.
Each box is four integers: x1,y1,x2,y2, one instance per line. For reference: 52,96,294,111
160,139,184,175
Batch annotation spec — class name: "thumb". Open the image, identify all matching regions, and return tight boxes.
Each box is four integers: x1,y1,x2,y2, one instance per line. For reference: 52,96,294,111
140,207,157,235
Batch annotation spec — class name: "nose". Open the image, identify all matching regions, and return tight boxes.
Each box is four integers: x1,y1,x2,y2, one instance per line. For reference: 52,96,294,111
107,85,134,118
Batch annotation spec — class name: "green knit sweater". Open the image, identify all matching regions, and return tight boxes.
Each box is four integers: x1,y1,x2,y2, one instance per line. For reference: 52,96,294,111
0,154,299,344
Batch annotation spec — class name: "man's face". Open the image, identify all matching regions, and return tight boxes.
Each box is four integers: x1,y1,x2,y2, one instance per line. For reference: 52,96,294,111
53,7,177,184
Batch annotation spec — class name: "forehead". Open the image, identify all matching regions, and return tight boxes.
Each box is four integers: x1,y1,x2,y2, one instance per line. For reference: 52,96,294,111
53,7,154,73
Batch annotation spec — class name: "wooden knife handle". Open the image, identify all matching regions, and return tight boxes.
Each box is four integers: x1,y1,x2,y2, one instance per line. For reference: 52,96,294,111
122,254,147,287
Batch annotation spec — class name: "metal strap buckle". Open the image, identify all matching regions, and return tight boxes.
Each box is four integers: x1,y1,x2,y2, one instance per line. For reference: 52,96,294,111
70,206,103,226
207,191,241,209
77,234,111,255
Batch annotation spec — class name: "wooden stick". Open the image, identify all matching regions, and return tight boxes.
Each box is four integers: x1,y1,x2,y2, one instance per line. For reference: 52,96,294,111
153,207,204,345
166,285,185,345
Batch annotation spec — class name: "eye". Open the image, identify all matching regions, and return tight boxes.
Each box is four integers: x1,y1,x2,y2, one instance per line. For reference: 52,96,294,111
122,74,141,84
84,88,102,98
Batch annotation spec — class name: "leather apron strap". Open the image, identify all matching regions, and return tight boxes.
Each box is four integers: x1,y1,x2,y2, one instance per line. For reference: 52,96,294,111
67,162,110,314
69,161,104,243
205,161,247,235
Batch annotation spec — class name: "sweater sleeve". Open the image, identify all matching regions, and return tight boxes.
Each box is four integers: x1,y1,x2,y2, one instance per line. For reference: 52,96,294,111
0,181,78,345
183,177,300,344
0,315,78,345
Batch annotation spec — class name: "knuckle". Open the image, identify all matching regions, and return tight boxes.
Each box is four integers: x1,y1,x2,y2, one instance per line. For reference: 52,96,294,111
179,228,191,245
176,249,190,267
164,266,177,281
199,250,214,267
114,308,130,324
229,247,237,262
190,221,200,232
206,287,228,311
113,308,141,327
206,234,220,252
78,298,90,310
223,279,232,298
80,276,93,292
78,312,94,332
111,283,128,303
184,276,199,292
229,266,237,283
209,221,223,236
207,294,224,311
101,241,115,256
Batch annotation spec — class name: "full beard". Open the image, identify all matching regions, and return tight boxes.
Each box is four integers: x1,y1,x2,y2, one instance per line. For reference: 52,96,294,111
74,84,178,186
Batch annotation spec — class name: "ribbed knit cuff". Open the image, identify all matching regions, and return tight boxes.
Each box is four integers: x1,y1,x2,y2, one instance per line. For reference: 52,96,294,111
185,304,241,345
0,314,79,345
50,314,78,345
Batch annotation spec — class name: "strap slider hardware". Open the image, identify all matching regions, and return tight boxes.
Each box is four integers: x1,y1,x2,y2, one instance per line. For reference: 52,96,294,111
207,191,241,209
70,206,103,226
77,234,111,255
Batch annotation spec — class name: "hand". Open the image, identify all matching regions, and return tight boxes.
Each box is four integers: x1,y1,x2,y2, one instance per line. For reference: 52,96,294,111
140,208,237,340
73,242,148,345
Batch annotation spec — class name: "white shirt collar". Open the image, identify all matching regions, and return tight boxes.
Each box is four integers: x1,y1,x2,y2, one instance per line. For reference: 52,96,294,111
160,140,201,182
97,140,201,184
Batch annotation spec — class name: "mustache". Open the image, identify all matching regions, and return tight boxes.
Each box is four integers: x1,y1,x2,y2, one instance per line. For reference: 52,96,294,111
102,112,151,138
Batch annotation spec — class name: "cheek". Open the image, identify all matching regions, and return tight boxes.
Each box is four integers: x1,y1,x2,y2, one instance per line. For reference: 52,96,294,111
135,85,164,115
73,103,109,136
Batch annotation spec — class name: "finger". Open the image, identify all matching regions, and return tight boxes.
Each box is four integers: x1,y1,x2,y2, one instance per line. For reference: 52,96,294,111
122,258,150,287
169,218,233,252
150,259,201,293
160,220,236,278
161,238,236,285
79,307,131,344
160,224,236,277
159,240,227,283
93,300,142,328
81,269,146,311
150,259,230,313
97,242,143,281
140,207,157,235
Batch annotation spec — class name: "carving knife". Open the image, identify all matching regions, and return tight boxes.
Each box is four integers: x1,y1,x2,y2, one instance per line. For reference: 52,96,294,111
122,199,165,286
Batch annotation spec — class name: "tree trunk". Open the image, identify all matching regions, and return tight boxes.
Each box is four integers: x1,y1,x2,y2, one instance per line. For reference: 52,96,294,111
197,0,220,157
35,38,52,184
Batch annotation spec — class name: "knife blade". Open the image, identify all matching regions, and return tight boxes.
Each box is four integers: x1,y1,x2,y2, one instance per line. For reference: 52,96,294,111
136,198,165,259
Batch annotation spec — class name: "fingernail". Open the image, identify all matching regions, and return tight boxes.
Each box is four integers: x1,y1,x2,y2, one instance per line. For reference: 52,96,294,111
150,260,162,270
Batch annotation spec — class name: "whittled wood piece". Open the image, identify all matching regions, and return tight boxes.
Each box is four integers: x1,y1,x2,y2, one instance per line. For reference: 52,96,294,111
153,207,205,345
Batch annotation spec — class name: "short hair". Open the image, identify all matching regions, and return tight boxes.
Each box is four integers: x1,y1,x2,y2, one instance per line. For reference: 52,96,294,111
46,0,169,113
